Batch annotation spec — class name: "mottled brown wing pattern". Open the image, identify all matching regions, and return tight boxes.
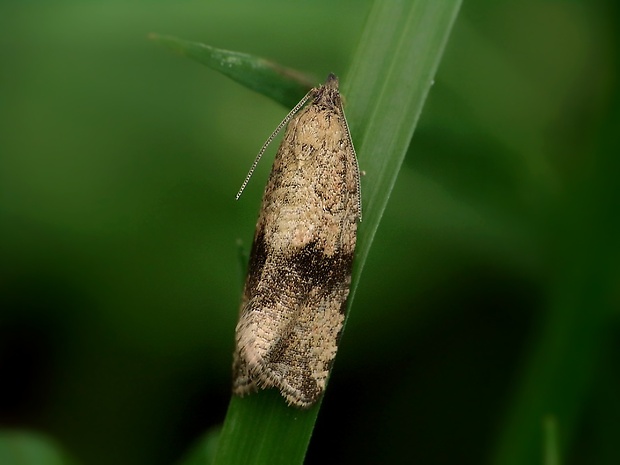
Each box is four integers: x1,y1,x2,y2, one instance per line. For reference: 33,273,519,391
233,74,360,408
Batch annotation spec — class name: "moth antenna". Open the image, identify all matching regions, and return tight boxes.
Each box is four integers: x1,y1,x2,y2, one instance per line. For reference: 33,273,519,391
339,102,362,222
236,89,315,200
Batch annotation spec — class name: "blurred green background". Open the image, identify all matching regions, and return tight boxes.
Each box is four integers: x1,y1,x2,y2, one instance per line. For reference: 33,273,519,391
1,1,618,465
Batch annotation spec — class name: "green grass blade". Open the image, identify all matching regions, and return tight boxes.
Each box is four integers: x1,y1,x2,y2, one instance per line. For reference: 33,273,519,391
344,0,463,299
212,1,462,464
214,391,318,465
148,34,312,108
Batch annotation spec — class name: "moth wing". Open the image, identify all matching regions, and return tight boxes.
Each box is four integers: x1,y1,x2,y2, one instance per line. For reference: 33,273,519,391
233,293,293,392
232,342,257,395
261,288,348,407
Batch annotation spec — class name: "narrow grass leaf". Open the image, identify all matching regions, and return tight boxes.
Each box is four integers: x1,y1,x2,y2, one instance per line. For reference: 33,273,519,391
213,1,462,464
148,34,312,108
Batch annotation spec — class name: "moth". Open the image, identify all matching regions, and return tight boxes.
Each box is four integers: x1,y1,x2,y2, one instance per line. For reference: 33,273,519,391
233,73,361,408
